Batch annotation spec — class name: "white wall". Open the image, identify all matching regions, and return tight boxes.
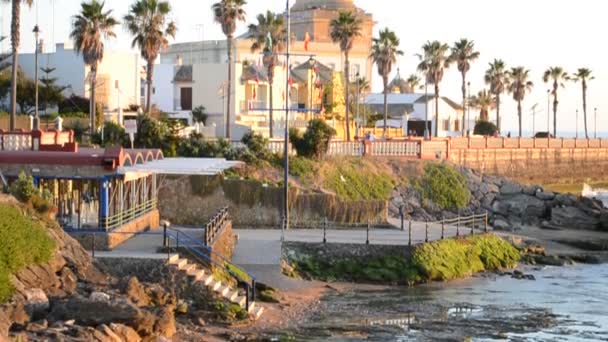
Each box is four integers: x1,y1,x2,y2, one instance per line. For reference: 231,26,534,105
412,98,463,137
151,64,174,113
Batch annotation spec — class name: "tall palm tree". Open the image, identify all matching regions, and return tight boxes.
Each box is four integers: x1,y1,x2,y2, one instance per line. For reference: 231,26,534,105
330,10,362,142
406,74,421,92
572,68,594,138
469,89,495,122
417,40,452,137
124,0,177,115
70,0,118,136
212,0,247,140
543,66,569,137
370,28,403,137
4,0,33,130
248,10,286,139
507,67,534,137
484,59,508,133
451,39,480,134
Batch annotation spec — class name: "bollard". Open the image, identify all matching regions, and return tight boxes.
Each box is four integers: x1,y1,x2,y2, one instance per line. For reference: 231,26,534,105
456,216,460,237
400,206,405,231
408,220,412,246
366,221,370,245
163,224,168,248
441,219,445,240
425,222,429,243
251,279,256,302
484,213,488,233
323,217,327,244
471,216,475,236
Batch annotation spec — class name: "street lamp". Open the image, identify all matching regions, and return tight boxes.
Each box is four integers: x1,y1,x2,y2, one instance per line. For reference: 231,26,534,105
546,89,551,134
33,25,40,130
282,0,291,239
466,81,471,136
576,109,579,138
424,77,429,139
595,107,598,138
355,72,360,138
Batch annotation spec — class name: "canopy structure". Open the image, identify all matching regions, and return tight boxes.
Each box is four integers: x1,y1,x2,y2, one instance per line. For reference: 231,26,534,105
119,158,242,176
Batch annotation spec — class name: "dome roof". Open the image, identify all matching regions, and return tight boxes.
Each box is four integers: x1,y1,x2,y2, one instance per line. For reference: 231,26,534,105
292,0,356,11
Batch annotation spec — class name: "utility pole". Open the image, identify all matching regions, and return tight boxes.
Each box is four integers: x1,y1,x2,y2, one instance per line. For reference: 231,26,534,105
355,72,360,138
33,25,40,130
576,109,579,138
282,0,291,240
466,81,471,135
424,78,429,139
547,89,551,134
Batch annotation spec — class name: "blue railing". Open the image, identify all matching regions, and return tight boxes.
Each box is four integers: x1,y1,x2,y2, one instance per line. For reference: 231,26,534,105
65,227,257,311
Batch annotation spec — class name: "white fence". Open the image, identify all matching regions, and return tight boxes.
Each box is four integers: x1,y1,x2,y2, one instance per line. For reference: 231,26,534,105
371,141,420,157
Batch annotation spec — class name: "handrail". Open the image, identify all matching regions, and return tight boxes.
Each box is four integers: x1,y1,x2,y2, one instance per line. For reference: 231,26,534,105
204,206,229,246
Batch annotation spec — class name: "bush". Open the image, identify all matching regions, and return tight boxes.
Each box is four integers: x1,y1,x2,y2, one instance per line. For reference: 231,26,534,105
474,121,498,136
289,119,336,159
63,120,89,143
92,121,130,147
191,106,208,125
58,95,90,114
241,132,272,162
288,156,316,178
0,204,55,302
420,163,471,209
9,172,38,202
324,159,393,201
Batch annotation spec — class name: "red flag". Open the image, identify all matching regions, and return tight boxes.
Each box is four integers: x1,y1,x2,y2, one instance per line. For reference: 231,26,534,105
253,87,257,100
304,32,310,51
288,77,293,86
318,87,322,100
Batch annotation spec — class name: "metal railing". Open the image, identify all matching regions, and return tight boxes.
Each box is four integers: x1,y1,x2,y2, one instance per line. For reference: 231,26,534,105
400,212,489,246
100,198,158,231
68,227,257,311
204,206,229,246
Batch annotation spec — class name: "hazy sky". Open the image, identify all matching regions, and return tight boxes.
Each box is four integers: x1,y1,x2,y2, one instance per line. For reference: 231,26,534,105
2,0,606,135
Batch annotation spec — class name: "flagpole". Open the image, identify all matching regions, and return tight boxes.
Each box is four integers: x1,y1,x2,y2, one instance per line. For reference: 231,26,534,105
282,0,291,241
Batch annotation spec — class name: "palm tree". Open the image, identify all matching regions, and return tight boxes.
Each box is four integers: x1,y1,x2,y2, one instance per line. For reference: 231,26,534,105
70,0,118,136
370,28,403,137
507,67,534,137
124,0,177,115
417,40,452,137
451,39,480,134
484,59,508,133
330,10,362,142
406,74,421,92
543,66,569,137
4,0,33,130
572,68,594,138
212,0,247,140
470,89,495,122
248,11,286,139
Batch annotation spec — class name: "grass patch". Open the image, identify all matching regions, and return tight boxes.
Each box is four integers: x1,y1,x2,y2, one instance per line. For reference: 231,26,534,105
212,301,248,321
419,163,471,209
286,234,520,285
323,158,394,201
0,204,55,302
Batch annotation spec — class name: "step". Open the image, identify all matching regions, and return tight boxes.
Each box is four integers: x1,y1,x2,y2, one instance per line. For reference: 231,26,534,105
202,275,214,286
251,306,265,320
183,263,197,274
235,296,247,307
216,285,230,297
167,254,180,264
224,290,239,302
172,258,188,270
210,281,222,291
189,269,206,281
247,301,256,313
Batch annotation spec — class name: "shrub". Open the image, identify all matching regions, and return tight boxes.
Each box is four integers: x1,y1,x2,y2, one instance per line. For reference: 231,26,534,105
474,121,498,136
288,156,316,178
241,132,272,162
92,121,130,147
323,159,393,201
289,119,336,159
420,163,471,209
0,204,55,302
9,172,38,202
191,106,208,125
63,120,89,143
58,95,90,114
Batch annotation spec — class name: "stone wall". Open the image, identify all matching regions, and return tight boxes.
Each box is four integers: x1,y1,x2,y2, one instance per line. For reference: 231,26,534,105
282,241,412,264
208,221,236,265
449,148,608,184
158,175,388,228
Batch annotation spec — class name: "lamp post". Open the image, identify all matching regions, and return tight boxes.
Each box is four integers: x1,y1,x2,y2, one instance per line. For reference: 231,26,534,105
466,81,471,135
355,72,360,138
33,25,40,130
576,109,579,138
424,78,429,139
546,89,551,134
282,0,291,239
595,107,598,139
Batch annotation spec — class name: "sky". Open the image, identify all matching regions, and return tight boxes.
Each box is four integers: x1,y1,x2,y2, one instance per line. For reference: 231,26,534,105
1,0,606,135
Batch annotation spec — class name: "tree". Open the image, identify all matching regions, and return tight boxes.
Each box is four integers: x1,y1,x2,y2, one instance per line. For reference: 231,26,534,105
406,74,422,92
543,66,569,137
507,67,534,137
3,0,33,130
70,0,118,136
417,41,452,137
469,89,495,122
330,10,362,142
572,68,594,138
484,59,508,133
451,39,480,134
289,119,336,159
124,0,176,115
248,10,286,139
191,105,208,125
15,73,36,114
370,28,403,137
39,67,67,114
212,0,247,140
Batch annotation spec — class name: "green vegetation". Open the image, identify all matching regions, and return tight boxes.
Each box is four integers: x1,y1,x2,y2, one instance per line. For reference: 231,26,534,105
212,301,248,321
473,120,498,136
0,204,56,302
289,119,336,159
9,172,53,214
419,163,471,209
92,121,130,147
286,234,520,285
323,158,394,201
287,156,316,178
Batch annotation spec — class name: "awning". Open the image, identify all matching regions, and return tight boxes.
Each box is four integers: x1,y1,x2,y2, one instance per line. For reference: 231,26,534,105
118,158,242,176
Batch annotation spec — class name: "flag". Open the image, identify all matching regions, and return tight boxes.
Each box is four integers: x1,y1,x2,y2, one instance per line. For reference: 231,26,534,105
253,87,257,100
288,76,293,87
304,32,310,51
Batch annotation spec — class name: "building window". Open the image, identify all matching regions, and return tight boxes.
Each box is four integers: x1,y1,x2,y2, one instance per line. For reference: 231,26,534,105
180,87,192,111
443,119,450,131
454,119,460,132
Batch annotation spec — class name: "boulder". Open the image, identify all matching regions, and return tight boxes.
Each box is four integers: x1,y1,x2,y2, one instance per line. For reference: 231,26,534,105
492,194,546,223
90,292,111,302
24,288,49,320
500,182,523,195
555,194,577,207
48,297,140,326
550,206,600,230
492,218,512,231
109,323,141,342
125,277,151,307
153,308,176,338
536,191,555,201
59,268,78,295
479,182,499,196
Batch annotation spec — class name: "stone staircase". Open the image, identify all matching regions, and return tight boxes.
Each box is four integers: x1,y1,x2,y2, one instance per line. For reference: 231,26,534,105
167,254,264,320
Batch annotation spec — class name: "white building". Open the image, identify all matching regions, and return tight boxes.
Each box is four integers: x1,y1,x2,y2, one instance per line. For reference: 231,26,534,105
364,93,469,137
18,43,145,114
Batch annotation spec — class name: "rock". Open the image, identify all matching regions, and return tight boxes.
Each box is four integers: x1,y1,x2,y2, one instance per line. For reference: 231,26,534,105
90,292,111,302
536,191,555,201
49,297,140,326
59,268,78,295
153,308,176,338
98,324,124,341
26,319,48,332
500,182,522,195
555,194,577,207
196,318,206,327
109,323,141,342
550,206,600,230
125,277,150,307
24,288,49,320
493,194,546,223
492,218,511,231
523,185,539,196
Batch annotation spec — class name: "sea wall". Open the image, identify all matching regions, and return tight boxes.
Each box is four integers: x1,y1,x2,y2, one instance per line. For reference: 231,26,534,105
449,147,608,184
158,175,388,228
